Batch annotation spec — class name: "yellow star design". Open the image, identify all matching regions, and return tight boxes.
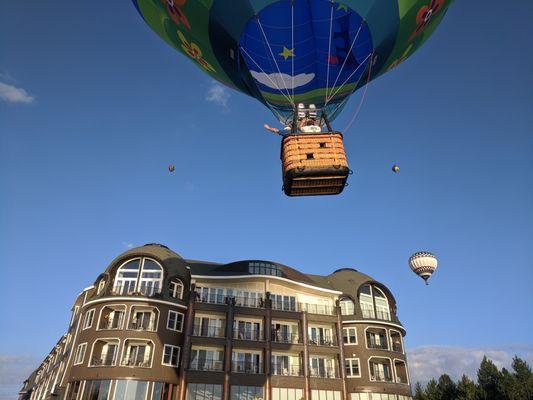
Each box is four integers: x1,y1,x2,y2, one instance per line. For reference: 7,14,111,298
279,47,295,60
337,3,348,12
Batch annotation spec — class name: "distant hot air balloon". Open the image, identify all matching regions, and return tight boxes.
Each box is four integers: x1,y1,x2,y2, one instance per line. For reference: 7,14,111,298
168,164,175,172
132,0,453,195
409,251,438,285
392,165,400,173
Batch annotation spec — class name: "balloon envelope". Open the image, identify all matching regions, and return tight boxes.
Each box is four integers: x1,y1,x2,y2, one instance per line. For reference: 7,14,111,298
132,0,452,123
409,251,438,284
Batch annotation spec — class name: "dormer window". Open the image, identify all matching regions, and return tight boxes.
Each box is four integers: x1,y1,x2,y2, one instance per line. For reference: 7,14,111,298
113,258,163,296
359,284,391,321
169,279,184,299
97,280,106,295
340,298,355,315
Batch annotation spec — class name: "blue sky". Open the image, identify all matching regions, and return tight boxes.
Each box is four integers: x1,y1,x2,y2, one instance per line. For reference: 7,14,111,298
1,0,532,397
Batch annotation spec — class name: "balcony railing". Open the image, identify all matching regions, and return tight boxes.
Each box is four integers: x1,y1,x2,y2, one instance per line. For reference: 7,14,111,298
271,331,300,344
111,285,161,297
362,309,391,321
272,364,302,376
189,360,224,371
310,367,339,378
367,342,389,350
234,296,264,308
232,361,263,374
392,342,403,353
120,358,150,367
371,373,394,382
127,321,156,332
90,356,116,367
193,325,225,338
308,336,337,347
194,293,229,305
99,319,123,330
233,329,263,341
300,303,335,316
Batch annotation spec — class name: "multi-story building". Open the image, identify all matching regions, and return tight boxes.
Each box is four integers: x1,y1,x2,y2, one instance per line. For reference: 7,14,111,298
20,244,412,400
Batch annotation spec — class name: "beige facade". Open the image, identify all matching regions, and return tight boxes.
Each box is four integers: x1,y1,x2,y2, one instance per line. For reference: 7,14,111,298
20,244,412,400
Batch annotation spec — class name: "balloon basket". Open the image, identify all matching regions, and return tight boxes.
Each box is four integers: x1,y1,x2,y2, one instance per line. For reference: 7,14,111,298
281,132,350,196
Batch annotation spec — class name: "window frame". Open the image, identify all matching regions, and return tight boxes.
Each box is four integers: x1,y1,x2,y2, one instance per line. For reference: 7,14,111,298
169,279,184,299
345,358,361,378
167,310,185,332
342,327,358,345
162,344,181,367
113,257,163,296
82,309,95,330
73,343,87,366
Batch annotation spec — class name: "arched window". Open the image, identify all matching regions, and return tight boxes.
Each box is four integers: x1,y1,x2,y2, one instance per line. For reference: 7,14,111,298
113,258,163,296
340,298,355,315
169,279,184,299
359,284,391,321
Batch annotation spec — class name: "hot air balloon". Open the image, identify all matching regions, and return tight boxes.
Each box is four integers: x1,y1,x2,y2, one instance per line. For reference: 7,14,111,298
409,251,438,285
132,0,452,195
392,165,400,173
168,164,175,173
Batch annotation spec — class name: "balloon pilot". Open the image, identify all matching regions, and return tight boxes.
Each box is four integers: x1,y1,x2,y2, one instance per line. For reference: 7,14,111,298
264,103,327,136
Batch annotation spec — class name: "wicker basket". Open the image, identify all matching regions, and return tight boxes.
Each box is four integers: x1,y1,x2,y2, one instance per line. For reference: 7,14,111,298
281,132,350,196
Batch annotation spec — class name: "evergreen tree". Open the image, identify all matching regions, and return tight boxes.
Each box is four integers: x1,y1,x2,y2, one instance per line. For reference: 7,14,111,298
435,374,458,399
425,379,439,400
413,382,427,400
456,374,477,400
511,356,533,400
477,356,503,400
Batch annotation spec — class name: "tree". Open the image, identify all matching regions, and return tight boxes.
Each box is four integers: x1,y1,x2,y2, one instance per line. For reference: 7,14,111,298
512,356,533,399
477,356,504,400
425,379,439,400
436,374,458,399
456,374,477,400
413,382,427,400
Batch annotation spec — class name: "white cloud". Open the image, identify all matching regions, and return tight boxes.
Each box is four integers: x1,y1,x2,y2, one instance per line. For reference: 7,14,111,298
250,71,314,90
0,81,35,104
122,242,134,249
407,345,533,384
205,82,230,108
0,354,39,400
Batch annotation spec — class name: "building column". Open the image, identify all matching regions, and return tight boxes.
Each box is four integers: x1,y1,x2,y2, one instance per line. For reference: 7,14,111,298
301,311,311,400
179,284,197,400
265,293,272,400
223,298,235,400
335,301,348,400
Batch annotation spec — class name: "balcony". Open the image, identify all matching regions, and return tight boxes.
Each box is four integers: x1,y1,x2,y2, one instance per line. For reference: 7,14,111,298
234,296,264,308
371,373,394,383
271,332,300,344
127,320,156,332
233,329,263,341
193,324,225,338
309,367,339,379
189,360,224,372
90,357,115,367
362,309,391,321
111,285,161,297
367,342,388,350
300,303,335,316
232,361,263,374
272,364,302,376
99,319,123,330
120,358,150,368
308,336,337,347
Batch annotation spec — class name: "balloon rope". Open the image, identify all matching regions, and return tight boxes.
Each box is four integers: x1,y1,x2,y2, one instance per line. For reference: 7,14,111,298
240,46,295,108
291,2,295,105
326,52,372,104
324,2,335,102
325,21,364,105
342,53,373,133
256,17,295,106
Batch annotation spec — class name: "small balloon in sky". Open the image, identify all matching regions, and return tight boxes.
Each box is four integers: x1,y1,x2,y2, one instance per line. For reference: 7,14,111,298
409,251,438,285
392,165,400,173
168,165,175,173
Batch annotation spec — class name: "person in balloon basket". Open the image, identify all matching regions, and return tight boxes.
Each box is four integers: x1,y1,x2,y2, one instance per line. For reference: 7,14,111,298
264,103,322,135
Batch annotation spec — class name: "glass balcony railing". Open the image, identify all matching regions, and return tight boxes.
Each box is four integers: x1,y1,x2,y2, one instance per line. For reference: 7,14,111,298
232,361,263,374
271,364,302,376
192,324,225,338
234,296,265,308
309,367,339,378
300,303,335,316
308,336,337,347
271,331,301,344
233,329,263,341
189,360,224,371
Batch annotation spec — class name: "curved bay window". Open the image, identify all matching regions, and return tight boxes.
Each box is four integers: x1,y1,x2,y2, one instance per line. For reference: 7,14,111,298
113,258,163,296
359,284,391,321
369,358,393,382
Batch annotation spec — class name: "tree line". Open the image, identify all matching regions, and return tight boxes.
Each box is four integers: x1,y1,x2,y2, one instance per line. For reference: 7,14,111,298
413,356,532,400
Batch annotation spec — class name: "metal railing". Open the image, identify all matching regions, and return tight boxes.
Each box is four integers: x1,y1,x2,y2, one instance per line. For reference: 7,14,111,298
234,296,265,308
362,309,391,321
233,329,263,341
271,331,300,344
194,292,229,305
192,324,225,338
189,360,224,371
300,303,335,316
271,364,302,376
120,358,150,367
271,302,298,312
367,341,389,350
371,373,394,382
309,367,339,378
127,321,156,331
308,336,337,347
90,356,115,367
232,361,263,374
111,285,161,297
99,319,123,330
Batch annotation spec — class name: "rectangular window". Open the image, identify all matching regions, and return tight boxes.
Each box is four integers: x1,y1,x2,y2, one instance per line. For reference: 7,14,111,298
170,281,184,299
350,394,370,400
153,383,178,400
162,344,180,367
345,358,361,377
272,388,303,400
81,380,111,400
271,294,297,312
232,351,262,374
83,309,95,330
114,380,148,400
311,391,341,400
67,381,82,400
343,328,357,344
190,348,224,371
187,384,222,400
167,311,184,332
231,386,264,400
74,343,87,365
